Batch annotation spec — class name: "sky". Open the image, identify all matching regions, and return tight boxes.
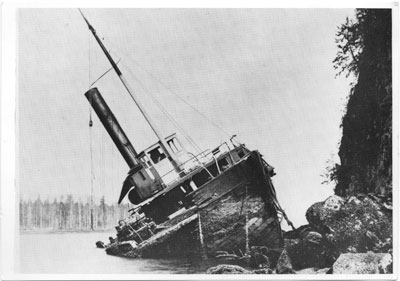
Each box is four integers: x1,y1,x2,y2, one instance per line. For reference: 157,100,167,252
17,8,355,227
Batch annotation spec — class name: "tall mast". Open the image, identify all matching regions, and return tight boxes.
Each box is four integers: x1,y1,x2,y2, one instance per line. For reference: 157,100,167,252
79,9,183,175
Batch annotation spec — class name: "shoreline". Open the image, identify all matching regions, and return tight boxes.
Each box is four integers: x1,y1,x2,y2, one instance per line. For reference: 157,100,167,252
19,229,115,235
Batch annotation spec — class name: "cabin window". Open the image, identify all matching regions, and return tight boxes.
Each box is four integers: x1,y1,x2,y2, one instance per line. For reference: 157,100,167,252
149,146,166,164
168,138,182,154
192,169,213,187
219,157,231,171
190,180,198,191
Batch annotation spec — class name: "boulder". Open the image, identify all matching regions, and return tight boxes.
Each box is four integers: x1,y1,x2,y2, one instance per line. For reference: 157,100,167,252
285,235,335,270
306,195,345,230
324,195,345,211
206,264,250,274
283,224,336,270
332,253,392,274
305,194,392,254
283,193,392,271
250,246,271,268
304,231,323,245
276,249,295,274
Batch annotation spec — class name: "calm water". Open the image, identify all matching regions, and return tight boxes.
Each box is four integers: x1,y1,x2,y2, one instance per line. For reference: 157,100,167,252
18,231,210,274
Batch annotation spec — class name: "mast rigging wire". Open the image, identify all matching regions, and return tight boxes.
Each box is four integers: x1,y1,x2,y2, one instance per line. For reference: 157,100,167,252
123,56,232,139
80,9,227,157
89,59,121,88
88,28,95,230
123,64,203,155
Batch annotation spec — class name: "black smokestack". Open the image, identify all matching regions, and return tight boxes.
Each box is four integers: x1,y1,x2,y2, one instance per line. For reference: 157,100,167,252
85,88,138,168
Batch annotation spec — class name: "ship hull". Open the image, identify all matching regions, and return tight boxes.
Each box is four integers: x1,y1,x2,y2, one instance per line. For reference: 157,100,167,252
106,151,283,258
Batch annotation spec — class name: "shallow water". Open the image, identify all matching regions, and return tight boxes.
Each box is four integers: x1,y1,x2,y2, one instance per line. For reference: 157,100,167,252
18,231,209,274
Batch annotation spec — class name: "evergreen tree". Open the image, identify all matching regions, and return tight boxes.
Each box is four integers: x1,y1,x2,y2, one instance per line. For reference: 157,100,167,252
330,9,392,196
19,195,130,232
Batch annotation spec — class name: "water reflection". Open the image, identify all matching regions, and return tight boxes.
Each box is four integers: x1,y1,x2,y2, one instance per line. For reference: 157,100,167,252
18,232,210,274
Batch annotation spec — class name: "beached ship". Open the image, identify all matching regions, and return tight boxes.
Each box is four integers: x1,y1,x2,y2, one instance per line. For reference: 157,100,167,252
80,10,289,259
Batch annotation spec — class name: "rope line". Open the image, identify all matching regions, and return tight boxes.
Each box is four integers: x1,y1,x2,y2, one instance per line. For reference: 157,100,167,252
89,58,121,88
123,65,203,155
257,152,295,230
89,116,95,230
88,28,95,230
124,57,232,138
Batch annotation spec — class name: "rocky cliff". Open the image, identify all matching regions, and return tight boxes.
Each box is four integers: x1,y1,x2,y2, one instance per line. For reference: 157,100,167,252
333,9,392,197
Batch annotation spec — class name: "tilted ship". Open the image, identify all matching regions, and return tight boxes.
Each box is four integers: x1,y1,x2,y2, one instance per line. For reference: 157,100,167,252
80,10,291,259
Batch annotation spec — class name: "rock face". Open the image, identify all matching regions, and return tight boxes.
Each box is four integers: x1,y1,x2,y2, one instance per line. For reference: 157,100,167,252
306,194,392,255
333,253,392,274
333,9,392,198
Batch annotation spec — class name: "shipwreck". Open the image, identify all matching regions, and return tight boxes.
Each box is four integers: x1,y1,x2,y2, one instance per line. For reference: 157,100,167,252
80,10,291,259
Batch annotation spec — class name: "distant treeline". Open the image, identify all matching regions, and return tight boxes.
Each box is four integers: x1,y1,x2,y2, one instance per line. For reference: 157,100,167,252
19,195,132,232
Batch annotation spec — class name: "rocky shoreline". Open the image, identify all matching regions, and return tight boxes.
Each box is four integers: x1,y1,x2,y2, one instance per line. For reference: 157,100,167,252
206,193,392,274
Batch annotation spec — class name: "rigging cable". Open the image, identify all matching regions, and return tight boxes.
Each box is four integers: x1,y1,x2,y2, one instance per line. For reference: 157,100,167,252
89,58,121,88
125,57,232,139
81,16,218,154
123,64,203,155
256,153,295,230
88,29,95,231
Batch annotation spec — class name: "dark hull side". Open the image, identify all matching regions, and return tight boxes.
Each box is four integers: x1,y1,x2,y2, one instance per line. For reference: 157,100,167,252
107,151,283,258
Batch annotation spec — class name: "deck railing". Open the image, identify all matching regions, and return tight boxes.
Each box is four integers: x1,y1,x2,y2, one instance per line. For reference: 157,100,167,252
159,140,238,186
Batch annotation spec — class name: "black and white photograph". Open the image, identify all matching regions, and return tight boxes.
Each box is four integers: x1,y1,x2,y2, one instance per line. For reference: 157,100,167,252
0,2,398,279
